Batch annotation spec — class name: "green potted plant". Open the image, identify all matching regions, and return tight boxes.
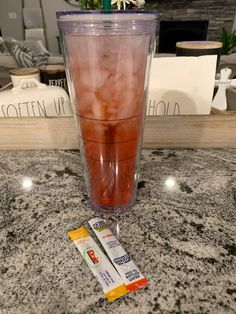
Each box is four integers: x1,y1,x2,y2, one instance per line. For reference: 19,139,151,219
79,0,146,9
221,28,236,55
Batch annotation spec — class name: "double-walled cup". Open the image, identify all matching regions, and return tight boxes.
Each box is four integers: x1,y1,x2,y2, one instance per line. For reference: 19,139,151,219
57,10,157,213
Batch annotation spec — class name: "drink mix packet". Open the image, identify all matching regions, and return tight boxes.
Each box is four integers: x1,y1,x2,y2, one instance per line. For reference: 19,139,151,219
88,218,148,292
68,226,128,302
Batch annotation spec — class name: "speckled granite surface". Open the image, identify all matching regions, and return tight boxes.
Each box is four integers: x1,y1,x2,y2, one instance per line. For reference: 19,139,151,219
0,149,236,314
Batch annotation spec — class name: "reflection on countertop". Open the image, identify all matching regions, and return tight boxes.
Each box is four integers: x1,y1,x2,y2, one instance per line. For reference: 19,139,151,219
0,149,236,314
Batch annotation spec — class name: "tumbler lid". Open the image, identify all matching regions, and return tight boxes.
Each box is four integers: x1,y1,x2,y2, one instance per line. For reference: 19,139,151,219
57,10,157,21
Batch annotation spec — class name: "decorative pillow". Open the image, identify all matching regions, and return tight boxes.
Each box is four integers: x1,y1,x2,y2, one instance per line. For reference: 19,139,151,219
0,37,8,53
5,38,33,67
32,52,50,67
23,40,51,56
4,38,49,68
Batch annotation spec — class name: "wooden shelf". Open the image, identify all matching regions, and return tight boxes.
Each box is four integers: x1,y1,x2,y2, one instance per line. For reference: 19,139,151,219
1,115,236,150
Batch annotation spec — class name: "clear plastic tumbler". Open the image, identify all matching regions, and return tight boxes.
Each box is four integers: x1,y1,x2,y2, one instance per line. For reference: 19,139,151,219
57,10,157,213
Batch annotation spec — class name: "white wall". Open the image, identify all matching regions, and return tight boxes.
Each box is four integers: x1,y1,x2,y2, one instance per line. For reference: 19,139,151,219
0,0,24,40
24,0,40,8
42,0,76,55
0,0,77,54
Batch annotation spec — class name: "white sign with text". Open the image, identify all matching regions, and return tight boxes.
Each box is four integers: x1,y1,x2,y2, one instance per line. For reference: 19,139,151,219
147,55,217,115
0,78,73,118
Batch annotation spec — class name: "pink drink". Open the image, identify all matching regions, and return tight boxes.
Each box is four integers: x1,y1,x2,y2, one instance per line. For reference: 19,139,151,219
57,11,157,213
67,35,149,211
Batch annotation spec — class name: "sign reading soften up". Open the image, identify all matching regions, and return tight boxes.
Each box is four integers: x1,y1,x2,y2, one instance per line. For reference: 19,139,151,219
147,55,217,115
0,79,73,118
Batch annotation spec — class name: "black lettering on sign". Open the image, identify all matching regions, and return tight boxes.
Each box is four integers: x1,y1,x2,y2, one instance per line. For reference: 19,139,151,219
1,105,6,117
155,100,166,115
17,103,22,117
147,99,181,115
22,102,30,116
1,96,67,117
31,101,36,116
147,99,156,115
54,97,65,116
173,103,180,115
7,104,18,117
157,101,166,115
37,100,47,117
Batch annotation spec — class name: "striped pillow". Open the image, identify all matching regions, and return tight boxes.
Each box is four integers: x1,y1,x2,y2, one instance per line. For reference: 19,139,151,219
4,38,49,68
0,37,8,53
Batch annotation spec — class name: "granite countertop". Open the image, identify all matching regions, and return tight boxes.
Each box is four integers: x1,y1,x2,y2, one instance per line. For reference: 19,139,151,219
0,149,236,314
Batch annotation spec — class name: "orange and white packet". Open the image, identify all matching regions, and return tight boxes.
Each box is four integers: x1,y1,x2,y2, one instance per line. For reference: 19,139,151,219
68,226,128,302
88,218,148,292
